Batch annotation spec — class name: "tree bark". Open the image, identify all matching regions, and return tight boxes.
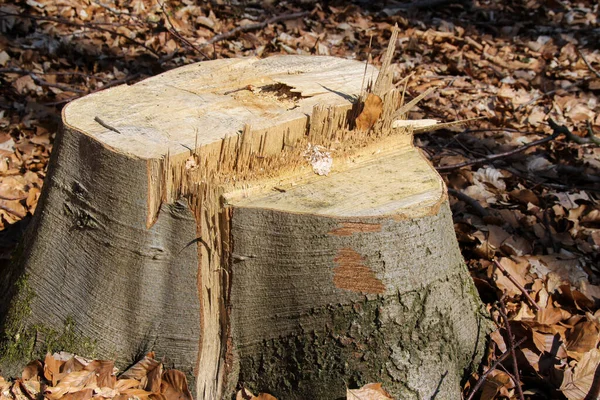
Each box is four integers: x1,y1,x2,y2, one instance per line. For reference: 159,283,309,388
0,49,490,399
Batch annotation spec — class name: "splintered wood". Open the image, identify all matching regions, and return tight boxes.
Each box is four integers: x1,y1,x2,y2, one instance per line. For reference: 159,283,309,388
61,26,443,399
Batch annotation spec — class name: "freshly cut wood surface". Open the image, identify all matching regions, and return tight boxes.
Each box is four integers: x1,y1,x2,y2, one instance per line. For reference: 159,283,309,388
228,141,444,219
63,56,377,159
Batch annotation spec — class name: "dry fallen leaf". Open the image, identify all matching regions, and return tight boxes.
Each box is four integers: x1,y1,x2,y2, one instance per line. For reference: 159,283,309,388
45,369,97,400
61,388,94,400
114,378,143,392
21,360,43,381
235,388,278,400
120,353,162,393
85,360,116,389
560,348,600,400
44,353,66,386
566,321,600,361
114,388,154,400
160,370,192,400
347,383,393,400
480,369,514,400
355,93,383,131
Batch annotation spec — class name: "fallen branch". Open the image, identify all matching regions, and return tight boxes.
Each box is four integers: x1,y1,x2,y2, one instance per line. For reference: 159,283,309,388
587,121,600,145
494,259,541,312
466,337,527,400
31,73,87,94
382,0,468,15
436,128,560,172
92,0,130,16
0,68,102,80
548,118,600,145
94,116,121,134
159,1,209,60
577,48,600,79
498,296,525,400
203,11,309,47
447,188,490,217
0,67,87,93
436,118,598,172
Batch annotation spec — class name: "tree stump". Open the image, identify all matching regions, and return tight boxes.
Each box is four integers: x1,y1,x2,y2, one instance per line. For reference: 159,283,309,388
0,50,490,399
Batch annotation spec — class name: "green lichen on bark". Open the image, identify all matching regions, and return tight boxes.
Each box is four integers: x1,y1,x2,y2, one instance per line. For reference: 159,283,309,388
0,275,96,376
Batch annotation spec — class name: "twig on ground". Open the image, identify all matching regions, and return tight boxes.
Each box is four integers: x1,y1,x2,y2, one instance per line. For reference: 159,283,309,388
466,337,527,400
436,129,560,172
586,120,600,145
159,1,209,60
383,0,466,15
447,188,490,217
203,11,309,47
494,259,541,311
548,118,600,145
93,0,130,16
498,296,525,400
30,73,86,94
0,68,104,80
436,118,597,172
501,166,600,193
577,48,600,79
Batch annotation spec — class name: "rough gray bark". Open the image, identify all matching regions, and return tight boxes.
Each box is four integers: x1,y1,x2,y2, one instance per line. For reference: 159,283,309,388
230,202,487,400
0,45,490,399
0,127,201,382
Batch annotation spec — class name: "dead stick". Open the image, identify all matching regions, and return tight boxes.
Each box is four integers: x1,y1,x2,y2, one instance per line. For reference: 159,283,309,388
437,118,583,172
203,11,309,47
447,188,489,217
494,260,541,311
42,73,140,106
577,48,600,79
436,129,560,172
586,121,600,145
549,117,600,145
498,296,525,400
29,73,86,94
93,0,130,16
94,117,121,134
466,337,527,400
515,81,581,111
159,1,209,60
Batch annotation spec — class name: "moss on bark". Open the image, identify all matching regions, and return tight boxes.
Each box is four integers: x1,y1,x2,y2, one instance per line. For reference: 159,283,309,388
0,274,96,377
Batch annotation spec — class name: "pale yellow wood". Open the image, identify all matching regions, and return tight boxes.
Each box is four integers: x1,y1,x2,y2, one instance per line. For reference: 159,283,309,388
63,56,377,159
228,140,445,220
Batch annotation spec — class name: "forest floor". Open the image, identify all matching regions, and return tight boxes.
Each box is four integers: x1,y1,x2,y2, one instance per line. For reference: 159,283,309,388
0,0,599,399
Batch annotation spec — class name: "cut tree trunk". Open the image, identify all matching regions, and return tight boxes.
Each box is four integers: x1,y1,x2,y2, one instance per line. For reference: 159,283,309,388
0,47,490,399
